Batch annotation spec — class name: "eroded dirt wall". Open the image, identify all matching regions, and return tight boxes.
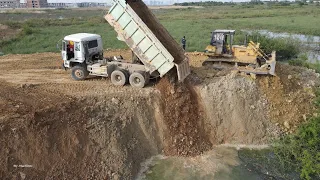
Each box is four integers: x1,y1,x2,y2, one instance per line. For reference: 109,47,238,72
0,83,163,179
197,74,279,145
196,64,320,145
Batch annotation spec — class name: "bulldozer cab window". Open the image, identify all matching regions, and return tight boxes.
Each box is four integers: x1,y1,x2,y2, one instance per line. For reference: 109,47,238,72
211,33,225,45
224,35,228,45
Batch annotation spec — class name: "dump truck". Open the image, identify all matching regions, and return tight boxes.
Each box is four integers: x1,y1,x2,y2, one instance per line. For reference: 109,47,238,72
203,30,276,75
60,0,190,88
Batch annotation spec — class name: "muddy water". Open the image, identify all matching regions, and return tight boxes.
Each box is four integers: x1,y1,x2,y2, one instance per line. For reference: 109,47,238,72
255,30,320,63
250,30,320,44
137,146,300,180
308,51,320,63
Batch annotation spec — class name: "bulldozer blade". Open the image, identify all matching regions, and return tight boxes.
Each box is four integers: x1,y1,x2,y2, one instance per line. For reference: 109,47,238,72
237,51,277,76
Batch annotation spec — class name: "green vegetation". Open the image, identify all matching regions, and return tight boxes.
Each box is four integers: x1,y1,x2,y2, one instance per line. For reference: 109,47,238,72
289,54,320,73
0,17,123,54
0,5,319,55
273,90,320,180
243,33,301,60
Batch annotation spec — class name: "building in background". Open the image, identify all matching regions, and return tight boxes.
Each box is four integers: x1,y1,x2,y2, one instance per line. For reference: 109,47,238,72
77,2,108,7
47,3,85,8
0,0,19,8
47,2,65,7
19,2,27,8
144,1,166,5
26,0,47,8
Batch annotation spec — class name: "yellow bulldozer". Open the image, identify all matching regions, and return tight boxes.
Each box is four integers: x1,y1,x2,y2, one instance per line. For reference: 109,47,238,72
203,30,276,75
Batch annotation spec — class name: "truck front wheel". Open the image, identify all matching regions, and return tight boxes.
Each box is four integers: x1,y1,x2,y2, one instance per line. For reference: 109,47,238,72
71,66,89,81
111,70,127,86
129,72,147,88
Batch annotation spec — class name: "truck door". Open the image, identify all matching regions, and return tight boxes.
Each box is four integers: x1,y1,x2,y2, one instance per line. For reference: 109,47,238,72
74,41,83,61
61,40,67,61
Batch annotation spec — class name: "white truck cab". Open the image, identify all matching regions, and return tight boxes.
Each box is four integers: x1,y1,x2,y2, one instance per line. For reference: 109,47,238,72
62,33,103,68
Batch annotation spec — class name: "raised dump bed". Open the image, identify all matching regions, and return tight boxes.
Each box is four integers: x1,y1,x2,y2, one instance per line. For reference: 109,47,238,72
105,0,190,82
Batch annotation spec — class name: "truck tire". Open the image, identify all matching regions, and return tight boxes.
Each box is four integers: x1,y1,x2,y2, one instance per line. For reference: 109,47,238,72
71,65,89,81
129,72,146,88
111,70,127,86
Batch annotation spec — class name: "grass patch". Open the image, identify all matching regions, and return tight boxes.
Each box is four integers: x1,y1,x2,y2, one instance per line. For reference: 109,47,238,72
0,5,319,54
0,18,302,57
0,19,126,54
289,54,320,73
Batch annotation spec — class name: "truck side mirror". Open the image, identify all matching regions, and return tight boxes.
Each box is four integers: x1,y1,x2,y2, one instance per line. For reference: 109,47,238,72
57,39,64,51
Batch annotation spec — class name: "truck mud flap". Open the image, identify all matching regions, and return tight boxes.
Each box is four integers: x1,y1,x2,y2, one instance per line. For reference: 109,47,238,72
175,59,191,82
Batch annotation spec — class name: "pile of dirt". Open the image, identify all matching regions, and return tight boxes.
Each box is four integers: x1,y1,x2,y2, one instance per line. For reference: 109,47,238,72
156,76,211,156
257,64,320,132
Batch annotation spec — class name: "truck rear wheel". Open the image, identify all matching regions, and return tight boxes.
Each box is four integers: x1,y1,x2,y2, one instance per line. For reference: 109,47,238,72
71,65,89,81
111,70,127,86
129,72,147,88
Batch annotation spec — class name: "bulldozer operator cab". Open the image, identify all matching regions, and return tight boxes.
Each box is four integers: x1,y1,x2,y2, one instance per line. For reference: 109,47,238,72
60,33,104,69
207,30,235,55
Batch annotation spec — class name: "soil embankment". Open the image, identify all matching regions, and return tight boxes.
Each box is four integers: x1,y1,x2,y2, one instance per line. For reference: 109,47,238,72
0,81,163,179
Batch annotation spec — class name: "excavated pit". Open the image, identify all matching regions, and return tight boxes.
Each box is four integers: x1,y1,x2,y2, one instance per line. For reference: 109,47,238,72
0,77,215,178
1,52,319,179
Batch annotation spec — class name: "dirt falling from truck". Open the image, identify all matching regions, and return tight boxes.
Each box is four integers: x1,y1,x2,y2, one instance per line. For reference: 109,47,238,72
127,0,210,156
156,74,212,156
